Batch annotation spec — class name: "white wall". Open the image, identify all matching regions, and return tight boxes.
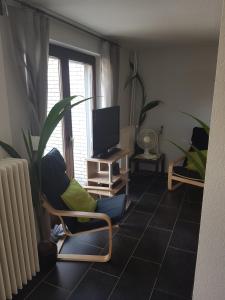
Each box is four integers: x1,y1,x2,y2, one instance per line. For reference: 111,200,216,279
50,19,101,56
138,44,218,165
193,1,225,299
0,19,12,158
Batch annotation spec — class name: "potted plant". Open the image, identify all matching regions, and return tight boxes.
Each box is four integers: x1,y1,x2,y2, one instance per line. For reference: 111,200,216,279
0,95,91,270
125,60,162,154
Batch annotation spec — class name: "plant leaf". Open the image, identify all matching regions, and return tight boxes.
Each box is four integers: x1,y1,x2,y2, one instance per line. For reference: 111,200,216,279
22,129,33,162
138,112,146,126
37,96,76,160
191,145,207,167
37,96,92,161
138,100,161,126
141,100,161,115
124,74,137,89
181,112,210,135
0,141,21,158
169,140,205,179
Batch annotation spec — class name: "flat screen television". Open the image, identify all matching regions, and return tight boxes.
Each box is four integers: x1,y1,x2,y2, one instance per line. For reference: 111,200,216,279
92,106,120,158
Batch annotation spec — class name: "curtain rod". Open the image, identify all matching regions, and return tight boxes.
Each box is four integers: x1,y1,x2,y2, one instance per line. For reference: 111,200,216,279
12,0,119,46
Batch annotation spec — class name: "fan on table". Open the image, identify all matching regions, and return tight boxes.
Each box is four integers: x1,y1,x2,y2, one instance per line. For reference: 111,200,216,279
137,129,159,160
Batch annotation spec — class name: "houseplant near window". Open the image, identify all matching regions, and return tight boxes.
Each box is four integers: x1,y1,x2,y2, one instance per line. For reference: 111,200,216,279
0,95,91,269
125,60,161,128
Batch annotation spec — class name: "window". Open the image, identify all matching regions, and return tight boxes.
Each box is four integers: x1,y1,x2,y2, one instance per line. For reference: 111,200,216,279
46,45,96,185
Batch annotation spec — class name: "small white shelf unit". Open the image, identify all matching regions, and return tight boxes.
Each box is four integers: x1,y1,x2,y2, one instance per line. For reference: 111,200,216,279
85,149,129,197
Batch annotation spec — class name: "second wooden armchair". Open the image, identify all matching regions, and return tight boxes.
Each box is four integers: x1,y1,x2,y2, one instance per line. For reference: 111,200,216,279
168,127,208,191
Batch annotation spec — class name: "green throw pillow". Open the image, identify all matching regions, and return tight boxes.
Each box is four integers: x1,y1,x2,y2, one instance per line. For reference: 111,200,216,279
186,150,207,172
61,179,97,223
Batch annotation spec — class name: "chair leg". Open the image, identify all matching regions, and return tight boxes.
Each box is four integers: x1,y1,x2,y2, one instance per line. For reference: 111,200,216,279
57,225,113,263
168,175,183,191
168,175,173,191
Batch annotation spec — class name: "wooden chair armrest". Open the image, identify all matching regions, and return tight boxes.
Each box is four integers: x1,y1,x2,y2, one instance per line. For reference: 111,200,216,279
42,199,111,224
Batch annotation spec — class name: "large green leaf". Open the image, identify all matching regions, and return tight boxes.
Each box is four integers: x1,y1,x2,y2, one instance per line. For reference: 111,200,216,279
169,141,205,179
22,129,33,162
141,100,161,115
124,73,137,89
138,100,161,126
181,112,210,135
38,96,75,155
37,96,76,160
125,61,146,107
0,141,21,158
37,96,92,162
191,145,207,167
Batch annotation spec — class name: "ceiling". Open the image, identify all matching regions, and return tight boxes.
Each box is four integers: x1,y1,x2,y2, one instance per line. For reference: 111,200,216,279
25,0,223,46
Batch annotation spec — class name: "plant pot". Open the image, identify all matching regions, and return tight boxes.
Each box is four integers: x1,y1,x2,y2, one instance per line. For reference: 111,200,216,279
38,240,57,271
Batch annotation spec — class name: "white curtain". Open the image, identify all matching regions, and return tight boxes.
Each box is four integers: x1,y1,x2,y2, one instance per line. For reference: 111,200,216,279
100,41,120,108
3,6,49,135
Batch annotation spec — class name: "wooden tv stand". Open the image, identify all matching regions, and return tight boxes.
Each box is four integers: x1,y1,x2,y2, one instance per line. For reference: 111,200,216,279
85,149,129,197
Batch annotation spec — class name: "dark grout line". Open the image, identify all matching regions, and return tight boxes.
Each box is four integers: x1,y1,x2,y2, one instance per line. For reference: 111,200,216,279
132,209,153,216
42,281,70,292
148,189,186,300
115,232,139,241
65,261,95,300
178,218,200,225
90,267,120,279
148,225,173,232
24,268,58,299
168,246,197,255
155,288,191,300
107,184,166,300
132,255,161,266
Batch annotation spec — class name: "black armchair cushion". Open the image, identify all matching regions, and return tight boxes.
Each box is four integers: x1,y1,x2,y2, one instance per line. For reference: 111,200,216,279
183,127,209,167
41,148,70,210
68,194,127,234
173,166,202,181
191,127,208,150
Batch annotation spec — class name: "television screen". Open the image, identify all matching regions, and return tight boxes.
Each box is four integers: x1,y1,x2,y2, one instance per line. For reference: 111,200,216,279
92,106,120,157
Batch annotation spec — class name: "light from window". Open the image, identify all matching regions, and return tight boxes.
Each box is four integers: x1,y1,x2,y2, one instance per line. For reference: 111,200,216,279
45,57,64,156
69,60,93,185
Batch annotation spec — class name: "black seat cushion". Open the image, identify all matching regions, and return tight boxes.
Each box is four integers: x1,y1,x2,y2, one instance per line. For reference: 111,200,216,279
173,166,202,181
67,194,127,234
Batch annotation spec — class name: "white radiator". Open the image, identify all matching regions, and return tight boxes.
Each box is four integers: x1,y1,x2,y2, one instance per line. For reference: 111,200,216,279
0,158,39,300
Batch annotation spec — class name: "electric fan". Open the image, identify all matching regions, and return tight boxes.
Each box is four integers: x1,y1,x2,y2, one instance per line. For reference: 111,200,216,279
137,129,159,160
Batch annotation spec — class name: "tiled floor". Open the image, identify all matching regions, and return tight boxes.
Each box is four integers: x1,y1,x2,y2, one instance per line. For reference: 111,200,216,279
13,174,203,300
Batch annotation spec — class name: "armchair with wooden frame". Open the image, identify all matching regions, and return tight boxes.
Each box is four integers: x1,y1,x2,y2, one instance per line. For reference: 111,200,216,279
41,148,127,263
168,127,208,191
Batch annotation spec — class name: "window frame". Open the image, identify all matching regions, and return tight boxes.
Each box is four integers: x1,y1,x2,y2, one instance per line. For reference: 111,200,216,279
49,44,96,177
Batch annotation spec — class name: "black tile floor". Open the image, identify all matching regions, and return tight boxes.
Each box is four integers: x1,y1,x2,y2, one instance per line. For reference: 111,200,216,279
13,174,203,300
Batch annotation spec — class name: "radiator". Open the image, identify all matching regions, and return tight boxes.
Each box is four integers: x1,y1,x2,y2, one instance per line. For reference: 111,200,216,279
0,158,39,300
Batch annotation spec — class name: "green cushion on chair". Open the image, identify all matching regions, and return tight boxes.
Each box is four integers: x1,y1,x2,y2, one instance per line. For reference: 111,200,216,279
186,150,207,172
61,179,97,223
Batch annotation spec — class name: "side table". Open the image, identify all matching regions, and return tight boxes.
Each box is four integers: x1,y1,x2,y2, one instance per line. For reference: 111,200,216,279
130,153,165,175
